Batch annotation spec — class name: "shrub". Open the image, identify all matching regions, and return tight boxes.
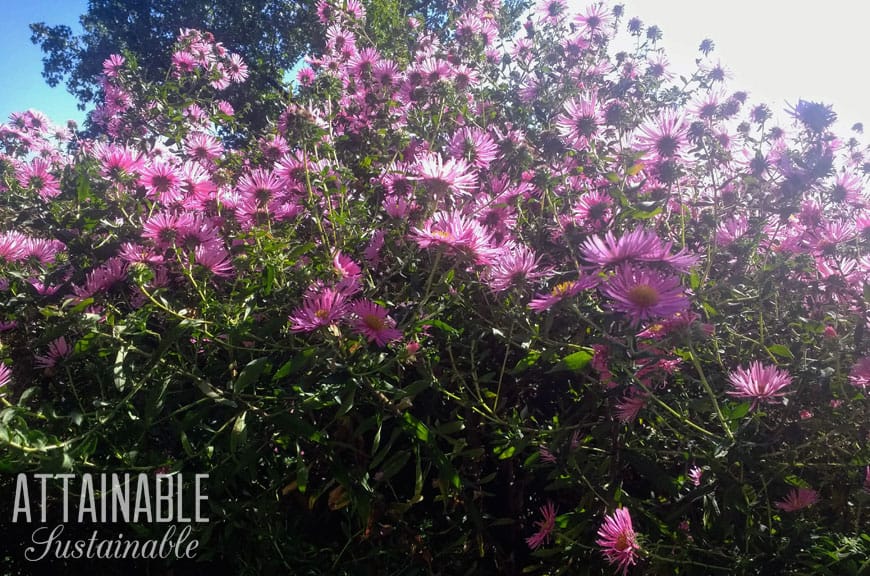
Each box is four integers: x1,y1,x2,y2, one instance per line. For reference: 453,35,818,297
1,1,868,574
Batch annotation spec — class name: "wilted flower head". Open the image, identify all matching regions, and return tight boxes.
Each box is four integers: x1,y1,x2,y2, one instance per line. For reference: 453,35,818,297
526,501,558,550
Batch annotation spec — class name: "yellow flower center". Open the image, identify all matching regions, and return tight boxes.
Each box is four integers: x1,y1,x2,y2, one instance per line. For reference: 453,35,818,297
552,281,574,297
615,532,630,551
363,315,387,331
627,284,660,307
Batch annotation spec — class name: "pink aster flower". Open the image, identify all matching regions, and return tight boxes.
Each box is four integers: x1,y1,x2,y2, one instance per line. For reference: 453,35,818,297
486,243,551,293
634,109,689,161
225,53,248,83
0,362,11,388
581,227,697,271
526,501,557,550
364,230,385,267
572,190,613,231
411,211,498,265
140,161,183,204
184,132,223,164
596,508,640,575
34,337,72,370
96,143,144,181
23,238,65,265
447,127,499,170
688,466,703,487
17,157,61,199
102,54,126,77
194,244,234,277
528,276,598,312
556,94,603,150
615,388,647,423
600,265,690,326
415,152,478,196
349,300,402,347
775,487,819,512
848,357,870,390
575,3,614,38
0,231,28,262
727,361,792,409
333,251,362,281
289,287,349,333
72,258,127,301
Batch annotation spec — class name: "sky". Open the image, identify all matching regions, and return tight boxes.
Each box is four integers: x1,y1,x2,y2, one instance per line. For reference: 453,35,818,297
612,0,868,133
0,1,867,135
0,0,88,126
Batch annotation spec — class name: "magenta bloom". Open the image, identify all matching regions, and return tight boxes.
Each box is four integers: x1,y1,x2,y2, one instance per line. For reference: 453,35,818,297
600,265,690,326
596,508,640,575
556,94,603,150
141,161,183,204
0,231,28,262
727,361,792,409
526,501,557,550
634,109,689,160
581,227,697,271
486,243,551,293
289,287,349,333
0,362,11,388
615,388,647,423
848,357,870,390
17,158,61,199
411,211,497,265
775,488,819,512
688,466,703,487
528,275,598,312
102,54,125,77
448,127,499,170
194,244,234,277
415,152,478,196
34,337,72,370
349,300,401,347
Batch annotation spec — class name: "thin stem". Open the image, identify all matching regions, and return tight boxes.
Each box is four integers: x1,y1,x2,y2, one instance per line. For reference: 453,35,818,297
688,341,735,442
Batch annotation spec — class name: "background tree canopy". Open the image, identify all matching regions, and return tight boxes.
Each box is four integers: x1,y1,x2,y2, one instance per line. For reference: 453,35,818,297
30,0,527,136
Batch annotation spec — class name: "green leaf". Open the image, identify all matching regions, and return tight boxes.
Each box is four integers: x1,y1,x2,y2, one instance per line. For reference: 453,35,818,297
337,385,355,417
113,347,127,391
234,357,269,394
402,412,430,443
230,411,247,453
725,401,751,421
76,173,92,202
512,350,540,374
767,344,794,360
549,349,593,373
429,319,461,336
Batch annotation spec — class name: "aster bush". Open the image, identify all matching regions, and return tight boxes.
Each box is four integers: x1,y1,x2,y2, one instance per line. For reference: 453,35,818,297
1,1,869,574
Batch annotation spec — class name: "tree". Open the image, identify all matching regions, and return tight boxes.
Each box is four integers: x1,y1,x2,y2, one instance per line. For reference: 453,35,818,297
30,0,528,137
30,0,324,133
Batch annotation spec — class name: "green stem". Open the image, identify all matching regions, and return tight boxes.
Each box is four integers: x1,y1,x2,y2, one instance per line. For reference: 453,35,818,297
687,341,734,442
